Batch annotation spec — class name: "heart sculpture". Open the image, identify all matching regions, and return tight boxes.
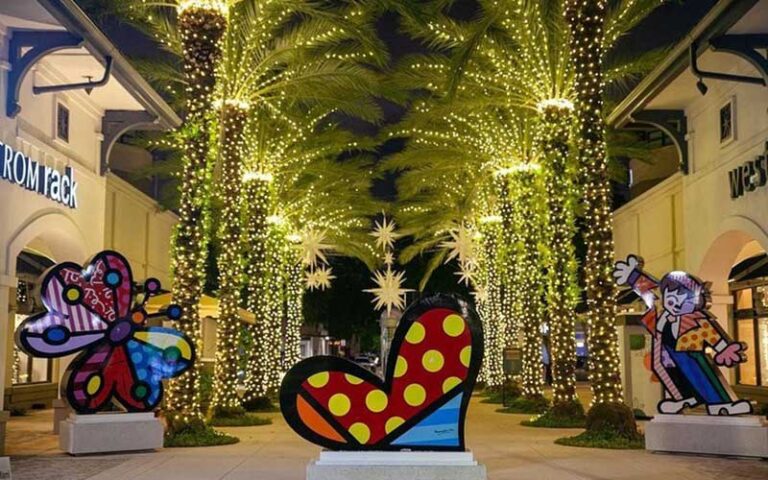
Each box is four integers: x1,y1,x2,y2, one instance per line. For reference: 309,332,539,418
280,294,483,451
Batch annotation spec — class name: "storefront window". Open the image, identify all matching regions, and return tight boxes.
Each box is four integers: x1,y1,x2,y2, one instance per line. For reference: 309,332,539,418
737,318,757,385
735,288,753,310
13,314,51,384
759,318,768,387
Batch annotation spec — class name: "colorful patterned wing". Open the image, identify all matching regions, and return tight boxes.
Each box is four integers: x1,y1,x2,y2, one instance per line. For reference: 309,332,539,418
120,328,196,410
63,342,125,413
16,263,109,357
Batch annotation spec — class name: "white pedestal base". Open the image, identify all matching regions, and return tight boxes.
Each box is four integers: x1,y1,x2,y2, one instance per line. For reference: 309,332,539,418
307,451,487,480
59,412,163,455
646,414,768,458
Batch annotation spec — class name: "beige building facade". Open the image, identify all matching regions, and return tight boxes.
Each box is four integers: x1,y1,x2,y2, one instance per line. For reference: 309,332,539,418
611,0,768,412
0,0,180,453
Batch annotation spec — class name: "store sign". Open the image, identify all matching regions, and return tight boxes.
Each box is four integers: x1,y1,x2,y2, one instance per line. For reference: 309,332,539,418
728,144,767,199
0,141,78,208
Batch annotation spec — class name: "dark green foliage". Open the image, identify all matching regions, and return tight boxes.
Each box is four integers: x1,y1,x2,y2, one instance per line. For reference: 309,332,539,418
243,396,278,413
522,414,586,429
164,414,239,447
164,428,240,448
555,430,645,449
585,402,641,440
496,395,549,414
210,405,247,419
550,399,586,420
209,415,272,427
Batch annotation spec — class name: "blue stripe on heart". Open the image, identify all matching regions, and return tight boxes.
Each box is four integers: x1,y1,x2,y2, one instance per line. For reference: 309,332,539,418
391,393,463,447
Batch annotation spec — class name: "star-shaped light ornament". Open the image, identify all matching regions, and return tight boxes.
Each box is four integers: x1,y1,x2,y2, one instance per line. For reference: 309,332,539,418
383,251,395,267
301,229,332,268
440,226,477,266
454,261,476,287
370,215,401,252
306,265,336,292
365,267,413,315
472,284,488,303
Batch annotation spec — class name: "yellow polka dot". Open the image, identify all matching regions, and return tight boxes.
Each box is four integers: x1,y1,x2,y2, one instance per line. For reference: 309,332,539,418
443,314,465,337
443,376,462,393
308,372,329,388
349,423,371,444
345,374,363,385
328,393,351,417
404,384,426,406
422,350,445,373
86,375,101,395
65,287,80,302
365,390,388,413
460,346,472,367
385,416,404,434
394,356,408,378
405,322,425,344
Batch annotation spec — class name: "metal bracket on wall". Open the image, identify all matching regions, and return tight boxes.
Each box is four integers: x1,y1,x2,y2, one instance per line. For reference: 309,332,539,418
6,30,84,118
101,110,162,175
691,34,768,94
630,110,689,175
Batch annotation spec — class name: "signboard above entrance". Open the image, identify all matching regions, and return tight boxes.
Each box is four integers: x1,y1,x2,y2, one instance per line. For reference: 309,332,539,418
1,141,78,208
728,142,767,200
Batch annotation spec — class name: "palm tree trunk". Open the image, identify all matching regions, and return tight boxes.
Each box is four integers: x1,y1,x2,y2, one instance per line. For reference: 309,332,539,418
283,260,304,370
242,175,272,401
539,105,579,409
566,0,625,406
166,5,226,424
508,170,546,400
211,102,249,414
478,220,505,389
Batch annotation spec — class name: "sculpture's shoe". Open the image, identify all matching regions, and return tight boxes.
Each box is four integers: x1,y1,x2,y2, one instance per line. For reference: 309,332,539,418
658,397,697,414
707,400,753,416
279,294,483,451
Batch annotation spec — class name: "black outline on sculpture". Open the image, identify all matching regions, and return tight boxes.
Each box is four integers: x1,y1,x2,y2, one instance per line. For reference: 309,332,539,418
280,293,484,451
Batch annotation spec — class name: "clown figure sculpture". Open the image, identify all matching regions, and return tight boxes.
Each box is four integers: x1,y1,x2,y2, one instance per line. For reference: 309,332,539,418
613,255,752,416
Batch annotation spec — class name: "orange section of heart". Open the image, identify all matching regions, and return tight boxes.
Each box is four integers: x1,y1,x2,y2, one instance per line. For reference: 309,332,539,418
300,308,472,445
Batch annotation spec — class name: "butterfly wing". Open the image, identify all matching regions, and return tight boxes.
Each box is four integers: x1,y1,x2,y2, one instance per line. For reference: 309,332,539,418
63,342,121,413
119,328,196,410
16,263,109,358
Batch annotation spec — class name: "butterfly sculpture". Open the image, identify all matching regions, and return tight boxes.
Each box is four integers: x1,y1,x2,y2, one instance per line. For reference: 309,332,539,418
280,294,482,451
15,250,195,414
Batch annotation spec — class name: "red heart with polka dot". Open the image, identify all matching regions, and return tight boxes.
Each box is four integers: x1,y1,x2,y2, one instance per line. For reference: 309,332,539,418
280,294,483,451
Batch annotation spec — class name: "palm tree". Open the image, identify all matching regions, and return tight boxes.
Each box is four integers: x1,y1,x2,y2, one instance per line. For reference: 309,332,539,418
238,105,381,402
393,0,664,415
563,0,664,436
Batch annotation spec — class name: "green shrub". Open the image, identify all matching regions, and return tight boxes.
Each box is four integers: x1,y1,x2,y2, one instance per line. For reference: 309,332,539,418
550,399,586,420
522,413,586,428
210,405,246,419
585,402,640,440
163,414,239,448
555,430,645,449
164,427,239,447
243,396,278,412
497,395,549,414
209,414,272,427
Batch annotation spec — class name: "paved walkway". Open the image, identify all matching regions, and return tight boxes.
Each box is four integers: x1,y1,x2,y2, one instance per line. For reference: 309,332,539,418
7,396,768,480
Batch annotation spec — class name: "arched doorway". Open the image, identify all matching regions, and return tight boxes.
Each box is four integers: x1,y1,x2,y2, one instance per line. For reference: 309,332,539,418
697,220,768,402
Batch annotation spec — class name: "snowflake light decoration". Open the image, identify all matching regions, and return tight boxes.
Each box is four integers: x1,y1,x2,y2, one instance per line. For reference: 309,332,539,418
383,251,395,267
307,265,336,292
365,267,413,315
440,226,476,266
301,229,332,268
370,215,401,252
